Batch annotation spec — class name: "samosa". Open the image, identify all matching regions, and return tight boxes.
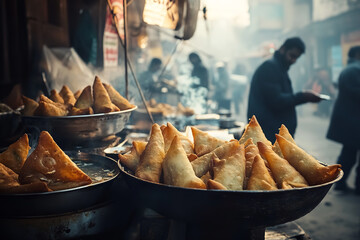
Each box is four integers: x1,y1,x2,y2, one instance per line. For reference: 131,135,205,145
74,85,93,109
119,141,147,171
21,96,39,116
208,142,246,190
0,134,30,173
272,124,296,157
18,131,92,190
162,136,206,189
276,134,341,185
103,83,135,110
191,140,239,177
239,115,272,147
162,122,194,155
135,124,165,183
92,76,113,113
59,85,76,106
258,141,308,189
50,89,65,104
246,155,277,190
191,126,226,156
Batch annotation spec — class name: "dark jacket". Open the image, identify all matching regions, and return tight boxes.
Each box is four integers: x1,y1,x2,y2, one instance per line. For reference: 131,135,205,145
247,51,307,143
326,60,360,148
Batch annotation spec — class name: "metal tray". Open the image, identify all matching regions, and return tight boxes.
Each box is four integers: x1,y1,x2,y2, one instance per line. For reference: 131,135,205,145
0,152,120,217
21,107,137,148
118,161,343,228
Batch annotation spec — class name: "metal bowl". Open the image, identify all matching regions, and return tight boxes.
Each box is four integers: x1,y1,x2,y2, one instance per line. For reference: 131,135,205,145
0,151,120,217
21,107,137,149
118,161,343,239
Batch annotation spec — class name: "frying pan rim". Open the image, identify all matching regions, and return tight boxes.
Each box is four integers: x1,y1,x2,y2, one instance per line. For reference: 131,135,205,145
21,106,137,120
118,160,343,193
0,152,120,197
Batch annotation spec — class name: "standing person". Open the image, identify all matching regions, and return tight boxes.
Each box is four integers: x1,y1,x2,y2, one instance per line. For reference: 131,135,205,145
189,52,209,91
247,37,322,143
138,58,163,100
214,61,231,110
327,46,360,194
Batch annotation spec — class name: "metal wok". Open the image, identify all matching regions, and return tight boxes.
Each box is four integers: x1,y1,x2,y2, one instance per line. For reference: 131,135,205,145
118,161,343,239
0,152,120,217
21,107,136,149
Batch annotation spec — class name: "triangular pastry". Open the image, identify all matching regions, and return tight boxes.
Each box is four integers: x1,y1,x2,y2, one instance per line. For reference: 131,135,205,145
0,134,30,173
258,141,308,189
135,124,165,183
247,155,277,190
239,115,272,147
276,134,341,185
162,136,206,189
93,76,113,113
18,131,92,190
191,126,226,156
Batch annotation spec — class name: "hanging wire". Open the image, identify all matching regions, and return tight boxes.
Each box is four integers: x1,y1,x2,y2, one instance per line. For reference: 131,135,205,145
106,0,154,124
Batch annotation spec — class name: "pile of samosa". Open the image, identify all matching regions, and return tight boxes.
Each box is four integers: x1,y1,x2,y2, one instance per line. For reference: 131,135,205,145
0,131,92,194
119,115,342,190
21,76,135,117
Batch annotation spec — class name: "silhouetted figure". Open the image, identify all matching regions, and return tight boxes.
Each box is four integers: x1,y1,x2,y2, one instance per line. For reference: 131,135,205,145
247,37,322,143
327,46,360,194
138,58,163,100
214,62,231,110
189,52,209,90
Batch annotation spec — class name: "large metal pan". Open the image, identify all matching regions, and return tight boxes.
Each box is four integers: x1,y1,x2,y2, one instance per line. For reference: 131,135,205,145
118,161,343,239
21,107,137,149
0,152,120,217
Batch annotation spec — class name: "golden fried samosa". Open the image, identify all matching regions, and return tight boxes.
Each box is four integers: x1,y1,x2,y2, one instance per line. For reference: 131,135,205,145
74,85,93,109
239,115,272,147
74,89,82,99
162,122,194,155
92,76,113,113
162,136,206,189
2,84,23,110
50,89,65,104
191,126,226,156
59,85,76,106
247,155,277,190
135,124,165,183
34,100,68,116
208,143,246,190
21,95,39,116
68,106,94,116
243,138,262,189
103,83,135,110
191,140,239,177
0,134,30,173
111,103,120,112
119,141,147,172
276,134,341,185
0,163,20,191
18,131,92,190
257,141,308,189
39,95,69,111
272,124,295,157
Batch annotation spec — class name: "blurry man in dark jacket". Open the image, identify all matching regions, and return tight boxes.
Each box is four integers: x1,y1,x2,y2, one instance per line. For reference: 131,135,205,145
327,46,360,194
247,37,321,143
189,52,209,90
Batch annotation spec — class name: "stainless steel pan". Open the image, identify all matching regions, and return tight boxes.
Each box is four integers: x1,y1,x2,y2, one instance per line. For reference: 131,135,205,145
21,107,136,149
118,161,343,239
0,152,120,217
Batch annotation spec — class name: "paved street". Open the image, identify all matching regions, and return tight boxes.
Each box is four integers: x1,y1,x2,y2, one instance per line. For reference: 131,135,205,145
290,105,360,240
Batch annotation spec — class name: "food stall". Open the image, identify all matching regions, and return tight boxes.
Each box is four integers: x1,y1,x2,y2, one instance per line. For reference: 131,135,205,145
0,1,343,239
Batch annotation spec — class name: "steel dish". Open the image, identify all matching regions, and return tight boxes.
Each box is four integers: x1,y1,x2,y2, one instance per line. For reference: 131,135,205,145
0,151,120,217
118,161,342,239
21,106,137,149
